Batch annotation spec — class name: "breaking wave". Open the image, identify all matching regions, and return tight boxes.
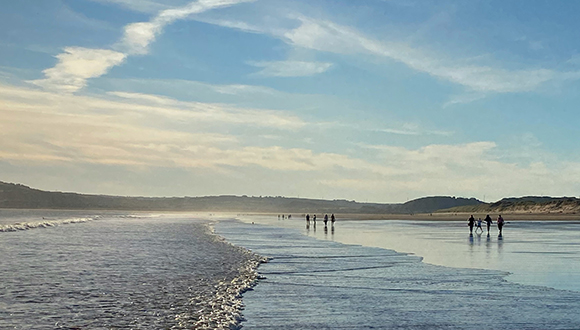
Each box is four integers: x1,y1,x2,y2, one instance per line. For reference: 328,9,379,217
186,223,269,330
0,216,98,232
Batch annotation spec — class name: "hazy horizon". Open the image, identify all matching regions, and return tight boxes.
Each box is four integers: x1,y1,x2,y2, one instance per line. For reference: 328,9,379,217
2,0,580,203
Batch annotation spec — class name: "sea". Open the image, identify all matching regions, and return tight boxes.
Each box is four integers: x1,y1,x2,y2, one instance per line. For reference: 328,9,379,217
2,210,580,329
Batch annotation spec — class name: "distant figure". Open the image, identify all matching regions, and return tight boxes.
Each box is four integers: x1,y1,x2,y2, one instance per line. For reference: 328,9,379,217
324,214,329,226
484,214,493,233
278,214,280,220
497,215,505,236
306,214,310,223
313,214,317,223
468,215,475,234
475,218,483,234
331,214,335,225
288,214,291,219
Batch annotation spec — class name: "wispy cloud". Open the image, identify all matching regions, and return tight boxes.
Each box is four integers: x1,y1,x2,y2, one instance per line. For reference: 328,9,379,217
282,17,567,94
249,60,333,77
30,47,126,93
372,123,453,136
324,121,453,136
108,91,306,129
3,83,580,201
199,14,577,96
119,0,255,55
0,83,304,167
443,92,487,108
209,83,277,95
89,0,173,13
31,0,254,93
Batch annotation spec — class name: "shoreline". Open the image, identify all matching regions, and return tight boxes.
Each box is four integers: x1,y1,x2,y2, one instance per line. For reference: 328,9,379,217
239,212,580,221
216,220,580,329
2,208,579,221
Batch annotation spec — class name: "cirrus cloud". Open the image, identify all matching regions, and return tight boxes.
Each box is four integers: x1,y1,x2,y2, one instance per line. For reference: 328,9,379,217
249,60,333,77
31,0,255,93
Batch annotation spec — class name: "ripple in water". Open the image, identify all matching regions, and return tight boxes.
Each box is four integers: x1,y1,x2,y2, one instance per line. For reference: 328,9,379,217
0,214,266,329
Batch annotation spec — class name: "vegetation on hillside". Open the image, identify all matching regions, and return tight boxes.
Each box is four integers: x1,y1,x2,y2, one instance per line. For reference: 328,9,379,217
0,181,480,214
440,196,580,214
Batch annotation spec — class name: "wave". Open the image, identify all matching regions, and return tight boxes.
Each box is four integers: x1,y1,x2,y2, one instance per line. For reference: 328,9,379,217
0,216,98,232
186,223,269,329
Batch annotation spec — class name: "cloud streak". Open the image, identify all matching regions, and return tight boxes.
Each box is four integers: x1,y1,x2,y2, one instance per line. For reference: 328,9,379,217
120,0,255,55
3,83,580,202
282,17,565,94
201,14,578,96
31,0,254,93
30,47,126,93
249,60,333,77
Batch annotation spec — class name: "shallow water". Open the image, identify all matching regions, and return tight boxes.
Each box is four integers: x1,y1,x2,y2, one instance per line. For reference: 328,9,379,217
0,211,261,329
4,210,579,329
237,215,580,292
217,220,580,329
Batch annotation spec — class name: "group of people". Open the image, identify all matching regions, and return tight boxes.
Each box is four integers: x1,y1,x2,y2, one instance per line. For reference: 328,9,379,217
306,213,335,227
278,214,291,220
468,214,505,236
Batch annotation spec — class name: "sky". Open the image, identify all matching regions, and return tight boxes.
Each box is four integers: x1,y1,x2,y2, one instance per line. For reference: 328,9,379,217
1,0,580,203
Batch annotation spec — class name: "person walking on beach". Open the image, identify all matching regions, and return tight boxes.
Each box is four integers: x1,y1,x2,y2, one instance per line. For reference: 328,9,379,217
324,214,328,227
497,215,505,235
468,215,475,234
475,218,483,234
331,214,335,225
484,214,493,234
306,214,310,223
313,214,317,223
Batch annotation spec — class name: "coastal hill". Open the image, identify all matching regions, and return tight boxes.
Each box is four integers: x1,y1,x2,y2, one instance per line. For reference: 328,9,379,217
441,196,580,214
0,181,480,214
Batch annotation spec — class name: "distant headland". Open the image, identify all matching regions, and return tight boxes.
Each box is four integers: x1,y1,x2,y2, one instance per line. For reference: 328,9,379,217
1,181,578,218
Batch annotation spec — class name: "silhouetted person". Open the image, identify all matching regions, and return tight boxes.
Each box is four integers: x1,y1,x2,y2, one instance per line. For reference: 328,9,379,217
331,214,335,225
313,214,317,223
475,218,483,234
324,214,328,226
497,215,505,236
306,214,310,223
468,215,475,234
484,214,493,233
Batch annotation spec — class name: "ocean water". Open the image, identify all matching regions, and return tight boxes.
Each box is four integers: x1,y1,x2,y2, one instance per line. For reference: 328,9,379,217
3,210,580,329
236,215,580,292
216,219,580,329
0,211,263,329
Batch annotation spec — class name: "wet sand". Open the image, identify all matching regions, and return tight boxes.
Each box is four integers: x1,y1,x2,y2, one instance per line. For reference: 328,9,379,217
241,212,580,221
236,214,580,292
217,220,580,329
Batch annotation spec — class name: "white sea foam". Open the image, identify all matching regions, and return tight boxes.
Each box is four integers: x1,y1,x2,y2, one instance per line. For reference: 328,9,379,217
0,216,98,232
1,215,269,329
187,223,269,329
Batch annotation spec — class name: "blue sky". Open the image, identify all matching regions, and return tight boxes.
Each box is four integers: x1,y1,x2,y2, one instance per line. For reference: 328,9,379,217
1,0,580,202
